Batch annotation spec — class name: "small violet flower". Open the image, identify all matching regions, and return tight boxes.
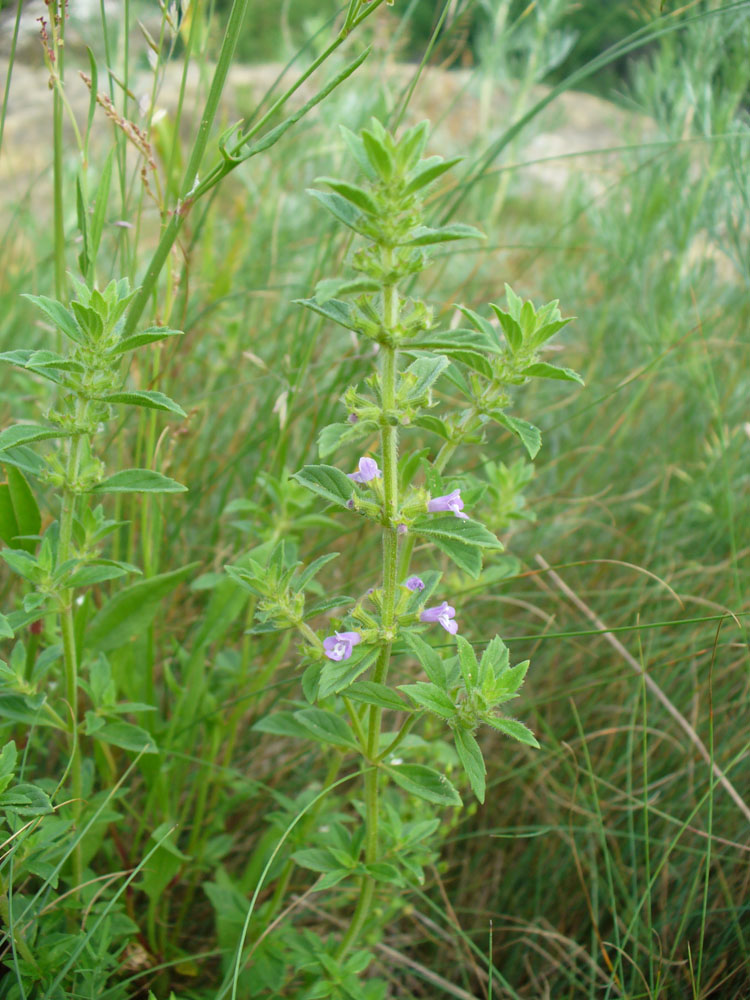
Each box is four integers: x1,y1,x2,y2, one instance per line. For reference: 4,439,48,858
420,601,458,635
427,488,469,520
323,631,361,662
348,456,381,483
405,575,425,592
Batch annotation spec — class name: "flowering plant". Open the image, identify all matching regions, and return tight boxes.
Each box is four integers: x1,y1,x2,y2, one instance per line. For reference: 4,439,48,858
227,118,582,993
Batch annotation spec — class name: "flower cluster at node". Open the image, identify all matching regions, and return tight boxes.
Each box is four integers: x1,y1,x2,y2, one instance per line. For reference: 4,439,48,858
420,601,458,635
428,488,468,519
348,456,381,483
405,575,425,591
323,631,361,662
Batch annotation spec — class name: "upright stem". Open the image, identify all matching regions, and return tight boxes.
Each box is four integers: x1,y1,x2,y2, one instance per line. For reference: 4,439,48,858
52,0,66,300
337,250,400,959
58,419,87,887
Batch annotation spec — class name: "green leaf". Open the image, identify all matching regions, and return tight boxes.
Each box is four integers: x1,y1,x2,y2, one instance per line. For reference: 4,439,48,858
453,727,486,803
292,848,343,874
491,412,541,459
456,635,479,691
316,177,379,215
252,711,315,741
413,414,450,440
85,563,198,653
308,189,370,237
401,355,451,401
91,469,187,494
0,425,61,450
386,763,461,807
340,125,376,179
103,390,186,417
0,466,40,553
111,327,183,354
344,681,406,712
318,646,379,699
22,294,84,345
407,327,502,356
2,781,53,815
0,446,46,478
294,553,340,592
313,277,381,303
0,613,13,639
483,714,540,748
295,296,359,333
399,681,455,720
293,708,359,751
403,223,484,246
413,515,502,550
317,420,378,459
361,127,394,179
488,304,523,353
292,464,354,509
402,632,448,690
520,362,584,385
404,156,462,195
91,721,157,753
530,318,573,346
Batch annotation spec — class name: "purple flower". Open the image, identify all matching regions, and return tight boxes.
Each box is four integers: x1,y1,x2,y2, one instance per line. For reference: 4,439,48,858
397,523,408,536
348,413,359,424
323,631,362,662
405,575,425,592
348,456,381,483
420,601,458,635
427,488,469,520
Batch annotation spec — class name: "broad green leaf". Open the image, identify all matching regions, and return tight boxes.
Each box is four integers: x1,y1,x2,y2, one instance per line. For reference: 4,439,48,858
316,177,379,215
413,414,450,440
85,563,198,652
386,763,461,807
317,419,378,459
292,848,343,873
252,711,315,741
313,278,381,303
404,156,462,195
318,646,379,699
403,223,484,246
401,355,451,401
479,635,509,685
339,125,376,179
520,362,584,385
0,466,40,553
103,390,186,417
456,635,479,691
0,425,61,450
399,681,455,720
407,327,502,355
488,304,523,353
112,327,183,354
295,296,359,333
361,127,393,179
402,632,448,689
483,714,540,748
91,721,157,753
491,412,541,459
453,727,486,803
1,782,53,815
293,708,359,751
66,563,134,587
0,446,46,478
91,469,187,494
294,552,340,592
22,294,84,345
413,515,502,550
292,464,354,509
0,613,13,639
307,189,370,237
345,681,407,712
504,283,523,321
455,304,498,343
530,318,573,346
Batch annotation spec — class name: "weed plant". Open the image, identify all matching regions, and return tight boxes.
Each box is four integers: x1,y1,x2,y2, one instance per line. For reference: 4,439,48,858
0,0,748,998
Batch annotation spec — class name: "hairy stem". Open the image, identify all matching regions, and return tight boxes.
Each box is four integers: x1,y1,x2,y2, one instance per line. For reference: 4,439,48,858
337,249,400,959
